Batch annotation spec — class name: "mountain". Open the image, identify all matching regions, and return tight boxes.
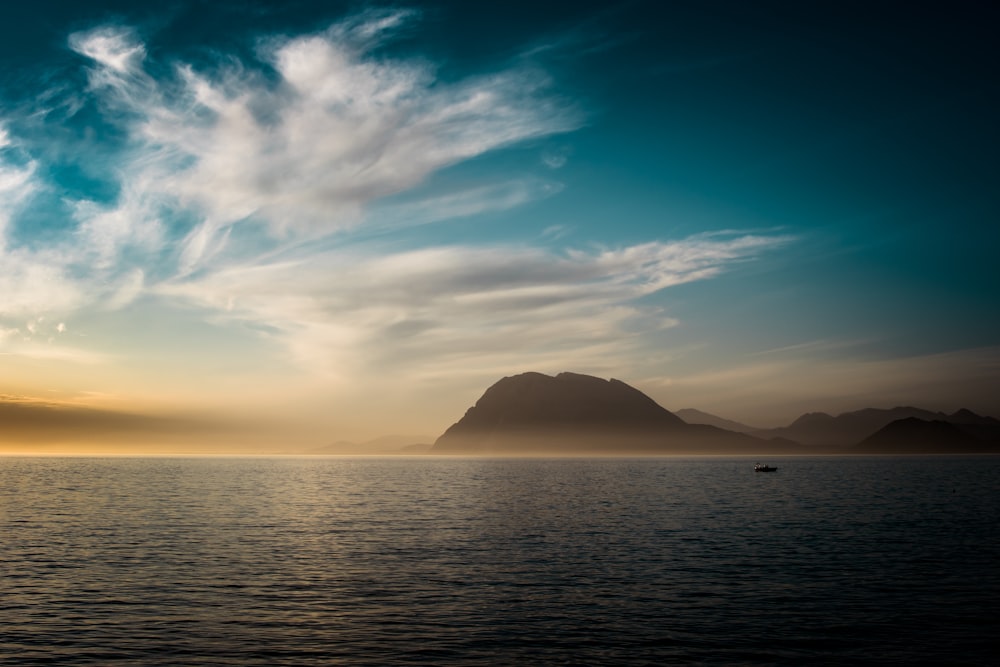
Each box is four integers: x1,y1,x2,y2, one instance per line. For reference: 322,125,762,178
947,408,1000,426
752,406,952,446
675,408,759,433
431,372,792,455
943,409,1000,442
855,418,998,454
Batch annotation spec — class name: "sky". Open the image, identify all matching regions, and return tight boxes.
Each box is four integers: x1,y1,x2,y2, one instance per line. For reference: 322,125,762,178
1,0,998,452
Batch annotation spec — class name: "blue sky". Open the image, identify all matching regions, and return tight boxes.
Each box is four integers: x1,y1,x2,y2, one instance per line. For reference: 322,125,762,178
1,1,998,448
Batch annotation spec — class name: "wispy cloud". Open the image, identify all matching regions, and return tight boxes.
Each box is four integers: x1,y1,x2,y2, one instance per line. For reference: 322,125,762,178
63,11,580,275
1,106,161,329
1,12,578,316
541,145,570,169
749,337,878,357
0,10,792,386
69,25,147,75
368,179,564,233
0,316,107,365
156,233,791,381
0,126,37,236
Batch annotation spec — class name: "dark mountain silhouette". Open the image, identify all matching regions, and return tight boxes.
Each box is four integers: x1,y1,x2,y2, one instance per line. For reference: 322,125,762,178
675,408,759,433
942,409,1000,440
431,372,796,455
855,417,999,454
947,408,1000,426
752,406,952,446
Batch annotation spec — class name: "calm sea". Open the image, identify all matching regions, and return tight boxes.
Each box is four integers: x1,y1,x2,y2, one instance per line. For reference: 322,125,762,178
1,455,997,665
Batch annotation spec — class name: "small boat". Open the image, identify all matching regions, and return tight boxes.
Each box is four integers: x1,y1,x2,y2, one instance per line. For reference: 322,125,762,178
754,462,777,472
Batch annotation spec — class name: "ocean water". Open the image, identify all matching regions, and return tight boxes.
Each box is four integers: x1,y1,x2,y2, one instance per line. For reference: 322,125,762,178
1,455,997,665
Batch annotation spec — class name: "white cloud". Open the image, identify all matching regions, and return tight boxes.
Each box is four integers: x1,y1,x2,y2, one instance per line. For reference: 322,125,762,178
61,11,580,276
0,122,156,338
0,249,84,319
71,188,164,268
2,13,580,320
0,147,37,237
369,180,563,232
0,122,143,321
156,233,791,379
2,13,793,386
69,26,146,75
105,269,146,310
0,120,86,321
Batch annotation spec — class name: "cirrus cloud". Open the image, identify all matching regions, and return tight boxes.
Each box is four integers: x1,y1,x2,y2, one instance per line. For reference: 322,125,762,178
156,232,792,381
66,11,580,275
1,9,792,387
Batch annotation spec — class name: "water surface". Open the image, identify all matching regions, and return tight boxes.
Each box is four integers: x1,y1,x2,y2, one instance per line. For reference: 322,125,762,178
2,456,997,664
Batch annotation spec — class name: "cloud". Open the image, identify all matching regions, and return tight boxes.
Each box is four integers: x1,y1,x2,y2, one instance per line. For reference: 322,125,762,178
1,12,578,316
0,128,149,321
156,232,791,381
69,26,146,75
541,146,570,169
0,122,99,321
0,130,37,236
0,315,107,364
1,11,793,389
63,10,580,276
0,250,85,319
369,179,563,232
105,268,146,310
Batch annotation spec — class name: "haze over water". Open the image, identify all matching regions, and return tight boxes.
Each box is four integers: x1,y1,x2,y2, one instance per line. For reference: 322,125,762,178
3,455,997,665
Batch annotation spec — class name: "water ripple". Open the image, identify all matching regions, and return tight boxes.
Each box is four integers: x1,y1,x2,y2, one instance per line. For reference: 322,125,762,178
1,456,998,665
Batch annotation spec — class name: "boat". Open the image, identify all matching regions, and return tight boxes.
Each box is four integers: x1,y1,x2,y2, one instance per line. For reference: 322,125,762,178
754,462,777,472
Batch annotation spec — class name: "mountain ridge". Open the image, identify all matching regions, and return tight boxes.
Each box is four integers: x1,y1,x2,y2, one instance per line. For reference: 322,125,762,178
855,417,999,454
674,408,759,433
432,372,795,455
751,406,957,446
429,371,999,455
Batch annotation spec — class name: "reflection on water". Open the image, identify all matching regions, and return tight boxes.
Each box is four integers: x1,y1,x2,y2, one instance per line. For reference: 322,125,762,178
1,456,998,665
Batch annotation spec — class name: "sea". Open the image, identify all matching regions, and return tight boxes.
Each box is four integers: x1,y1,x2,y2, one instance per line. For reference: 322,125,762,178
1,455,997,665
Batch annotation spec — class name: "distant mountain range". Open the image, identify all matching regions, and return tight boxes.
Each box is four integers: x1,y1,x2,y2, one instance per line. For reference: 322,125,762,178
856,418,986,454
677,405,1000,452
746,407,989,446
674,408,760,433
429,372,1000,455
